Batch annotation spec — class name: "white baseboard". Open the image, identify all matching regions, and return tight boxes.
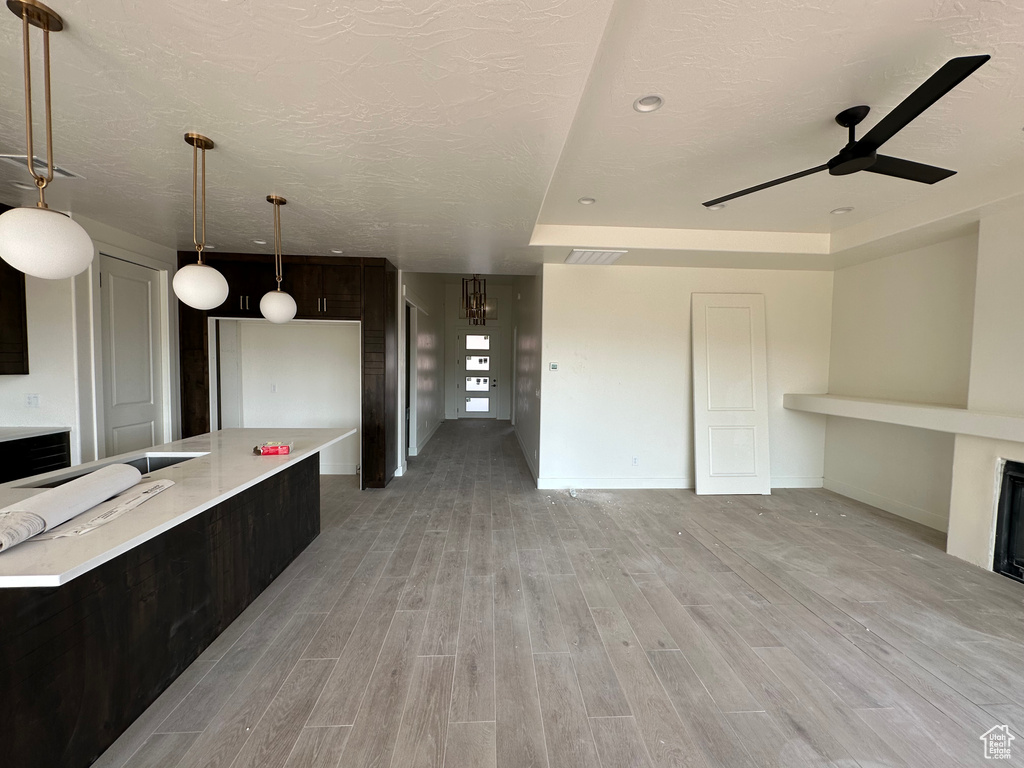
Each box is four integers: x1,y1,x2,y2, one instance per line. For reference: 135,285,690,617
537,477,693,490
414,419,442,457
394,465,405,477
533,476,824,491
824,477,949,532
514,427,539,484
771,476,824,489
321,462,358,476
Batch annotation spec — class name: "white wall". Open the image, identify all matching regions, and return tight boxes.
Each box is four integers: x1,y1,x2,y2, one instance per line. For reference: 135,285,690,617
216,320,360,474
513,272,543,480
824,232,978,531
223,320,361,474
537,264,832,489
949,206,1024,566
399,272,447,464
0,276,81,461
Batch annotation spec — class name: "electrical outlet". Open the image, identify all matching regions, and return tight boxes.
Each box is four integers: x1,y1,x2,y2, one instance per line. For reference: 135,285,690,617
25,393,39,408
632,456,639,466
549,362,558,371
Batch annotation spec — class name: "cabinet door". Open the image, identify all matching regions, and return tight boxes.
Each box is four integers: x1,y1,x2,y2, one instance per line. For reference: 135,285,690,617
0,257,29,375
286,263,323,319
322,264,361,319
214,260,264,317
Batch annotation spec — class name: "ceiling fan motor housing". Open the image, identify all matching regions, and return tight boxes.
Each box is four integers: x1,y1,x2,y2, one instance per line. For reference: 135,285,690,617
828,146,877,175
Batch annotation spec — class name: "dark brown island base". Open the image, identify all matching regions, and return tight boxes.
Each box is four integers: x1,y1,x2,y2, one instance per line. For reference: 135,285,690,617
0,428,354,768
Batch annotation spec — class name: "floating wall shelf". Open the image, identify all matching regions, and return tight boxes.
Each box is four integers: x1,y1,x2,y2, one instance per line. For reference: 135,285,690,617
783,393,1024,444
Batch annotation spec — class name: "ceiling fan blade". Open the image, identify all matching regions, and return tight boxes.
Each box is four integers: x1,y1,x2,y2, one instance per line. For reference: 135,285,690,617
856,55,989,153
703,164,828,207
866,155,956,184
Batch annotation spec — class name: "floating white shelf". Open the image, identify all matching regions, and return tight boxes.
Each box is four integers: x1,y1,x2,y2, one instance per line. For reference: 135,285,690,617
783,393,1024,443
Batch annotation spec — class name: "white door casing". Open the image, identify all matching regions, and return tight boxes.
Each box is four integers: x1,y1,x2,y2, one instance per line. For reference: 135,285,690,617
692,293,771,495
101,254,164,455
459,330,498,418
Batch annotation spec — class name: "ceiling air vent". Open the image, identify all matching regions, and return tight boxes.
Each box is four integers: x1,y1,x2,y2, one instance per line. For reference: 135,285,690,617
565,249,627,265
0,154,84,179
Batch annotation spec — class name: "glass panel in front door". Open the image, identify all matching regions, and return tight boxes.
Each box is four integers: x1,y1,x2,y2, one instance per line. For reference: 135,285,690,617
460,333,497,418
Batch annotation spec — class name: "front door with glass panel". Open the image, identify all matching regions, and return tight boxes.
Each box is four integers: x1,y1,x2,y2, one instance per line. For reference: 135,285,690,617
460,331,497,418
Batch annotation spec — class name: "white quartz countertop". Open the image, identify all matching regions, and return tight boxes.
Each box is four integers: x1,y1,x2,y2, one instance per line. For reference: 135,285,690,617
0,428,356,588
0,427,70,443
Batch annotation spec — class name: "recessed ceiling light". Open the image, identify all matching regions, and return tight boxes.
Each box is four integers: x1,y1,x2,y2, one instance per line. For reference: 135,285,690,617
633,95,664,113
830,206,854,215
253,238,267,245
578,197,596,205
9,180,35,191
330,248,344,254
706,203,726,211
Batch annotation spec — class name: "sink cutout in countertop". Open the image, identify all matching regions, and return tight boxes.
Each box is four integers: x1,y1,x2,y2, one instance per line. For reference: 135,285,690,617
17,452,209,489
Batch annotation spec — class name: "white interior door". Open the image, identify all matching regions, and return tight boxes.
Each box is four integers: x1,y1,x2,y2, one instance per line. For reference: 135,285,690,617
101,254,164,455
459,330,497,418
692,293,771,495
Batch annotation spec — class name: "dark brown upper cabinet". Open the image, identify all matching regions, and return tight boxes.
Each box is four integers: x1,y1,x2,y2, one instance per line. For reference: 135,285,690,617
0,201,29,375
287,263,361,320
212,257,269,318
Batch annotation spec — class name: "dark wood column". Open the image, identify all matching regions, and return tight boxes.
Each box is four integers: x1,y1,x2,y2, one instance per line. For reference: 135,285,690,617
176,253,398,489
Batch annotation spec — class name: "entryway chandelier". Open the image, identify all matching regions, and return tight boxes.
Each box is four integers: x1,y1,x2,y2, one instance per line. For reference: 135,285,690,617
0,0,94,280
259,195,296,324
173,133,229,310
462,274,486,326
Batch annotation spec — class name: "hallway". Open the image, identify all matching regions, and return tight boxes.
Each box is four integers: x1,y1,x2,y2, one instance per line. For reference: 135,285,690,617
98,419,1024,768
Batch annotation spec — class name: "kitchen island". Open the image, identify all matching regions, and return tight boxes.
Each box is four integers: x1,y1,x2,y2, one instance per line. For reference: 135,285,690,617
0,428,355,768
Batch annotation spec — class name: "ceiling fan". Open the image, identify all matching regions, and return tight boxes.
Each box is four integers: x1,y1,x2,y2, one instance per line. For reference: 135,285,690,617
702,55,990,208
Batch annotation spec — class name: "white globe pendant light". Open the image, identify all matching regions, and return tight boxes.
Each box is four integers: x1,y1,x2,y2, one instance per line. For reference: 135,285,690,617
260,289,297,324
260,195,296,324
173,133,228,310
173,263,229,311
0,1,95,280
0,207,93,279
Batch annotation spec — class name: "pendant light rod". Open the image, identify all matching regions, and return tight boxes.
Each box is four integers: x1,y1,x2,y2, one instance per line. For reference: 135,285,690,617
9,0,65,209
172,133,227,310
267,194,286,291
184,132,214,265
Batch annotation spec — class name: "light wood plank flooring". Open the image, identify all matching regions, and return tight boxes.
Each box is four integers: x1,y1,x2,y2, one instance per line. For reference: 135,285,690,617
96,420,1024,768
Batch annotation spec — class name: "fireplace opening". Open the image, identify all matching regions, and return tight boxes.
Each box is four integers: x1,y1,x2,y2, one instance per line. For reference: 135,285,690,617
995,460,1024,583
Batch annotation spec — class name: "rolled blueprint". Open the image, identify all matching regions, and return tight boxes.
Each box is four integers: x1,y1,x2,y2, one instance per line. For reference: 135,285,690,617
0,464,142,553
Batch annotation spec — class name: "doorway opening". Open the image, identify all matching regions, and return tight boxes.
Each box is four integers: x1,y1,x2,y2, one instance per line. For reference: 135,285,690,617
212,318,361,476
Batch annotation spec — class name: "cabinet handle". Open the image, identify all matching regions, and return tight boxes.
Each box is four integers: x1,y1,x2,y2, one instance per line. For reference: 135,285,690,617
246,296,250,310
239,296,244,310
323,297,327,312
317,298,322,312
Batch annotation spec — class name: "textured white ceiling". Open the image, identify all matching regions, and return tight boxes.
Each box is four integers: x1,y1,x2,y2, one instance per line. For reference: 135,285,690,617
0,0,615,273
0,0,1021,274
538,0,1024,239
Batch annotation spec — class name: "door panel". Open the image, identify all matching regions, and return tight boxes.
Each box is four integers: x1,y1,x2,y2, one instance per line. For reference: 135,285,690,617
692,293,770,495
101,255,164,456
213,259,262,317
459,331,497,418
287,263,322,319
